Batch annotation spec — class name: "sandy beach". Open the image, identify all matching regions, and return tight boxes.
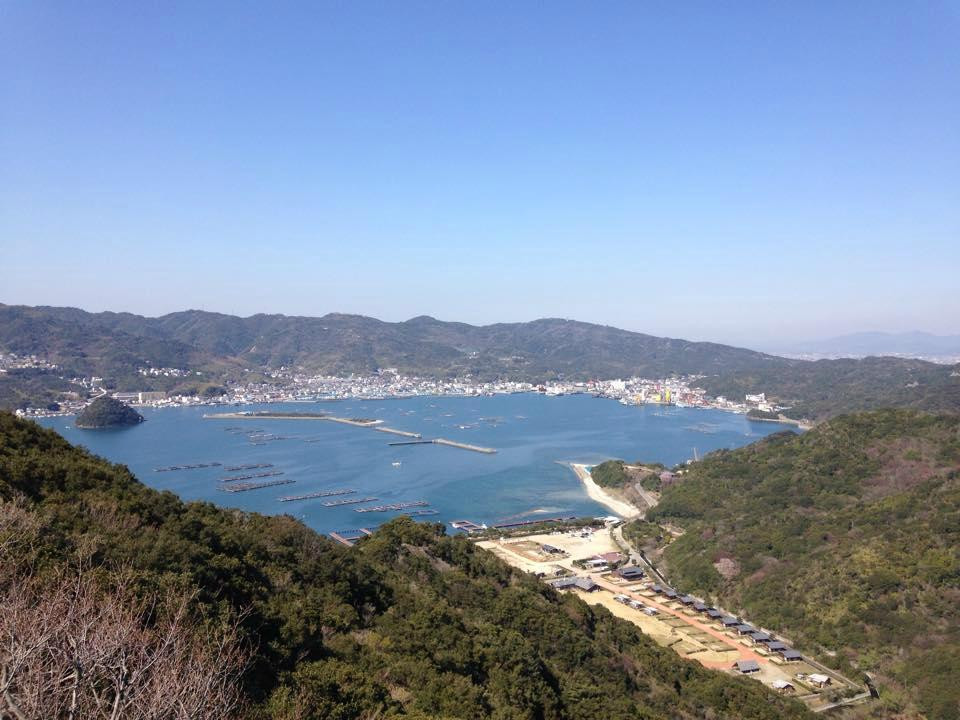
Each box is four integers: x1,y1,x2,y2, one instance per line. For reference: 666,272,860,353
570,463,642,518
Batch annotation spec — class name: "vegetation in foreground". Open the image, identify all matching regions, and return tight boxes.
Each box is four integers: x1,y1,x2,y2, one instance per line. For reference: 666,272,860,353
643,409,960,720
0,412,812,719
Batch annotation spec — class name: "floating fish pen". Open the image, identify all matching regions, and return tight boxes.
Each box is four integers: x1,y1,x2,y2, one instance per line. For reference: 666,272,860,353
278,489,356,503
355,501,429,513
154,462,222,472
405,509,439,517
219,471,284,483
328,528,375,546
322,496,379,507
492,515,576,529
224,463,275,472
450,520,485,533
219,478,295,493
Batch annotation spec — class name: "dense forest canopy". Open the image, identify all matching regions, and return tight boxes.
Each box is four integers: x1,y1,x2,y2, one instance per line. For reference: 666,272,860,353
0,412,813,719
644,410,960,720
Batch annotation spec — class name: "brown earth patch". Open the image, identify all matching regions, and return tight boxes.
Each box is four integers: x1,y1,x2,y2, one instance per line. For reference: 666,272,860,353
862,438,940,500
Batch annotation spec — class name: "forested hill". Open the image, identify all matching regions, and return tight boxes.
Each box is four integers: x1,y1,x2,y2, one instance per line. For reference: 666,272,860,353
0,303,783,379
0,412,812,719
2,303,958,420
643,410,960,719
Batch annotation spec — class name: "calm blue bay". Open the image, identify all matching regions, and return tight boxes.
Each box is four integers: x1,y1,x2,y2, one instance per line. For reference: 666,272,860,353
39,394,795,535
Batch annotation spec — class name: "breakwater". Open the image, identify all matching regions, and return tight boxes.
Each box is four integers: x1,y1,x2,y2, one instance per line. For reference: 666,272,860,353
204,412,495,453
433,438,497,454
374,426,422,438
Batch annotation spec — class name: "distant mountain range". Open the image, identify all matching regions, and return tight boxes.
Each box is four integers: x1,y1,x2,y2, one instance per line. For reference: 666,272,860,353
1,304,959,420
771,331,960,360
0,303,788,381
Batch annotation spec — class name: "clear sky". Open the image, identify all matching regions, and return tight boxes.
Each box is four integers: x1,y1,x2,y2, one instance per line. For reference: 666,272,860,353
2,2,958,348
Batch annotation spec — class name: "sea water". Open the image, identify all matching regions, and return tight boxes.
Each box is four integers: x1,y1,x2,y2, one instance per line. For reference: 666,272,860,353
39,394,796,534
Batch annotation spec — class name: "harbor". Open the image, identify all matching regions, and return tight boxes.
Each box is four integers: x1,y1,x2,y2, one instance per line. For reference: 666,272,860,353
204,411,496,453
45,395,800,537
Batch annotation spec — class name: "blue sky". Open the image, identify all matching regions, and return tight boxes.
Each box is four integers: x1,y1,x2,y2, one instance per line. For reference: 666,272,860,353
2,2,958,348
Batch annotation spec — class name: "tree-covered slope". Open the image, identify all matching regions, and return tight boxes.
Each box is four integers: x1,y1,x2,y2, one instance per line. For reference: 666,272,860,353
75,396,144,428
697,358,960,421
0,303,787,381
0,412,812,719
644,410,960,719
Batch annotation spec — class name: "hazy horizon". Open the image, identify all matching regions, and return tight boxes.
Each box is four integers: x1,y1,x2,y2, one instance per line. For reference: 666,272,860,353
3,3,958,346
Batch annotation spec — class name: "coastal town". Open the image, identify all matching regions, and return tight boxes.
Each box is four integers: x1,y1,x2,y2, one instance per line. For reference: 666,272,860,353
7,351,788,420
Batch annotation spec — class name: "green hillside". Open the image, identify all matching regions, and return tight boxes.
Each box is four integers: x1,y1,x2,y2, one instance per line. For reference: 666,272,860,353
0,412,812,719
697,358,960,421
643,410,960,719
75,396,144,428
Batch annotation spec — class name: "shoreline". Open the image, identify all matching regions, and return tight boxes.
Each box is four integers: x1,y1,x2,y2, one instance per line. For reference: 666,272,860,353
569,463,642,518
747,414,813,431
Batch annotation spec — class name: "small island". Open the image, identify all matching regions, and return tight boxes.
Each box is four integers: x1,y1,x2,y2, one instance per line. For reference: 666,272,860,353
75,396,145,429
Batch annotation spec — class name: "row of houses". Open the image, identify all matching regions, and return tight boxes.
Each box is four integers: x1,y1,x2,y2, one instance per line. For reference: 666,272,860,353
647,584,804,663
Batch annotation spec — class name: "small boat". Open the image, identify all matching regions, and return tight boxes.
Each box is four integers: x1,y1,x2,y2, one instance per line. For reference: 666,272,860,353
392,461,402,467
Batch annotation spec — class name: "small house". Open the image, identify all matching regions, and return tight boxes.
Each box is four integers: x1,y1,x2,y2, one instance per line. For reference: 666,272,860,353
779,649,803,662
618,566,645,580
734,660,760,674
721,616,740,627
807,673,831,688
771,680,795,694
